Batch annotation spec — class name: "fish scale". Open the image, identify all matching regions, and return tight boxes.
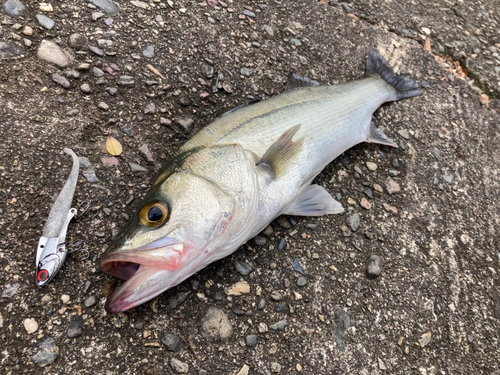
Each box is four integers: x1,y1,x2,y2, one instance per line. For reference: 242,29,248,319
186,77,392,185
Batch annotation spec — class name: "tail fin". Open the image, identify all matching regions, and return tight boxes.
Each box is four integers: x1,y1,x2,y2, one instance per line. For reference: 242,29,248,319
366,49,423,100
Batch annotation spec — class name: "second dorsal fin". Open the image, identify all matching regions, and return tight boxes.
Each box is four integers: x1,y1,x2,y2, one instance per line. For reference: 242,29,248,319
285,73,320,91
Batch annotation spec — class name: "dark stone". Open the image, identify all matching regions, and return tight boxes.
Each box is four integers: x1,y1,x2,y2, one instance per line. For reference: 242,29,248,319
274,305,288,314
255,257,269,266
179,97,190,107
333,309,350,352
161,333,182,352
252,235,267,246
0,41,23,58
269,320,288,331
67,315,84,338
166,291,190,310
232,307,245,316
3,0,25,17
363,188,373,199
30,338,59,367
174,118,195,135
245,334,258,347
233,259,253,276
277,238,286,251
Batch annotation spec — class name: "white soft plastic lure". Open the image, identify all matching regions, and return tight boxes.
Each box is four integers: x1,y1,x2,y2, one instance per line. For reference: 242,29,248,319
100,49,422,313
36,148,79,286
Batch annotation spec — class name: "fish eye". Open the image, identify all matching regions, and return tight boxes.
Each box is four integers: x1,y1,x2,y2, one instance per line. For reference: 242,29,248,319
139,201,169,227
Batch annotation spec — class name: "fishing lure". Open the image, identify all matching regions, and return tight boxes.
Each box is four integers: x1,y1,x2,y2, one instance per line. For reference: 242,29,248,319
36,148,80,286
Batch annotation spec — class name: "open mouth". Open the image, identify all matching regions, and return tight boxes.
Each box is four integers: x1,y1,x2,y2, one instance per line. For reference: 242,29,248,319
103,264,163,314
98,239,187,314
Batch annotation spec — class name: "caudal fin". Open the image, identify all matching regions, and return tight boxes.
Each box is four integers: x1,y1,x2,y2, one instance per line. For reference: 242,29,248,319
366,49,423,101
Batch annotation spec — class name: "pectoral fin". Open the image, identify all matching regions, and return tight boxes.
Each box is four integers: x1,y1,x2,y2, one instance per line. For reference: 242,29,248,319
258,125,304,178
282,184,344,216
365,122,398,147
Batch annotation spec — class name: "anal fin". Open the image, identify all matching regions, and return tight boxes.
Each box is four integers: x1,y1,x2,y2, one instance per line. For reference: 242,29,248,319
366,122,398,148
258,125,304,178
282,184,344,216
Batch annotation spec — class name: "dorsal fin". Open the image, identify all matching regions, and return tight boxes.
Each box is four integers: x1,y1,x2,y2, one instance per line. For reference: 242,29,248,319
285,73,320,91
258,125,304,178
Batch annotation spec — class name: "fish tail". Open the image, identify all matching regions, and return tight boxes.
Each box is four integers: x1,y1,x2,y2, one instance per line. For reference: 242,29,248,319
366,49,423,101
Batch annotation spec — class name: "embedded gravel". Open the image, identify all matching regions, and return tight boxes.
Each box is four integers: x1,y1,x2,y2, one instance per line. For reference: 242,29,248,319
0,0,499,374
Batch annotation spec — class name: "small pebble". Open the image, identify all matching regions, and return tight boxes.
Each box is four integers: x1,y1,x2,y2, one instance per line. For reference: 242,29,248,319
161,333,181,352
262,224,273,236
269,320,288,331
240,67,253,77
234,259,253,276
245,334,258,347
84,295,97,307
232,307,245,316
67,315,84,338
36,14,55,29
270,362,282,373
24,318,38,333
252,235,267,246
142,45,155,58
385,179,401,194
257,298,266,310
51,73,70,89
170,357,189,373
30,338,59,367
174,117,195,135
366,161,377,171
2,282,20,298
367,255,382,278
360,198,371,210
61,294,70,303
297,277,307,287
345,213,360,232
80,83,91,93
271,291,283,301
277,238,286,251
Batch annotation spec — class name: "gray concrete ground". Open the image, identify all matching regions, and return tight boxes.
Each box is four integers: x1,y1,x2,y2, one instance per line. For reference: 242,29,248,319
0,0,499,374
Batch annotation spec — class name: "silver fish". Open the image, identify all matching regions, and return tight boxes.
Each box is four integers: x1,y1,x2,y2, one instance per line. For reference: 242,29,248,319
99,49,422,313
36,148,79,286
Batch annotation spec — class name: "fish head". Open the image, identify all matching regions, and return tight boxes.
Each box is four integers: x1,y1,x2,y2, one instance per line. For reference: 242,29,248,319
36,237,68,287
99,146,258,313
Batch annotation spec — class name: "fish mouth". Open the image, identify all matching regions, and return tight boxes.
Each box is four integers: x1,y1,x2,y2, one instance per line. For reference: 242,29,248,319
99,238,186,314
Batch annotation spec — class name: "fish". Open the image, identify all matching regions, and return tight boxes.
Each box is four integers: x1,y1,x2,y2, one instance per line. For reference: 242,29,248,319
36,148,79,286
99,49,422,313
